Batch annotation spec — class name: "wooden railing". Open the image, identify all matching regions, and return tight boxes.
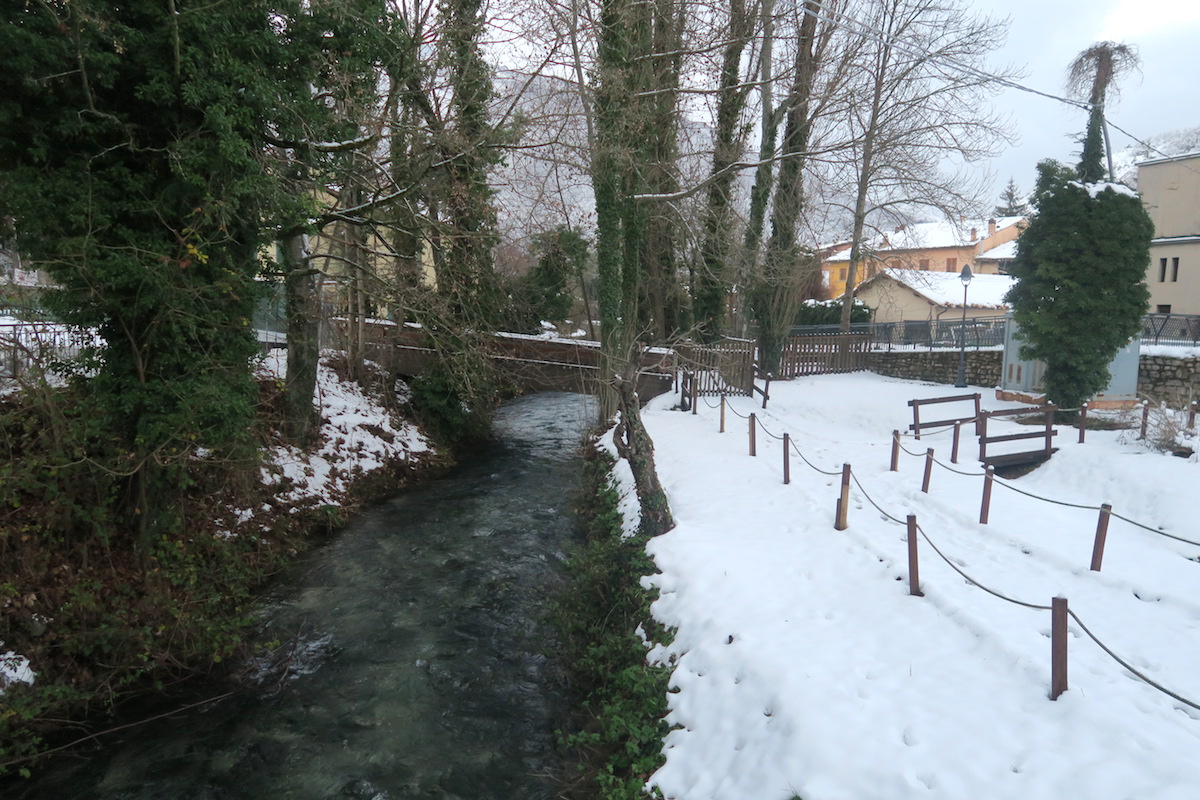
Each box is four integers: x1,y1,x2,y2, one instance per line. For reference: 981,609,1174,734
675,338,755,396
776,332,872,378
907,393,982,439
978,405,1058,468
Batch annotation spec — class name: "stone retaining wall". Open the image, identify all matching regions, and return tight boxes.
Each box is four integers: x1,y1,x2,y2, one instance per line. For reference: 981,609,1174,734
868,350,1200,409
867,350,1003,388
1138,356,1200,408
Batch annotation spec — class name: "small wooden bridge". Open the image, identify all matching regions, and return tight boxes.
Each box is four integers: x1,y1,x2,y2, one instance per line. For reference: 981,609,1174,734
338,320,678,400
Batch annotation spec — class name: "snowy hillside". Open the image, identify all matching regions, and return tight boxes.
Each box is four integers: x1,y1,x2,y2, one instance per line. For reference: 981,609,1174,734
1113,125,1200,186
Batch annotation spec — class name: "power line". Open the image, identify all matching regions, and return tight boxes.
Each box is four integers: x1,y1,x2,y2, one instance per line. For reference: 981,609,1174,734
795,0,1197,173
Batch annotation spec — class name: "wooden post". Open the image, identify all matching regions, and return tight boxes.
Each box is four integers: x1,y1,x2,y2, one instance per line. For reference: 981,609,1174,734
979,466,995,524
913,403,922,441
1090,503,1112,572
890,429,900,472
1140,400,1150,440
1078,402,1088,444
1050,596,1069,700
761,373,771,409
1044,405,1055,459
1188,400,1197,431
951,421,962,464
978,412,989,463
749,413,757,456
691,372,698,415
719,395,726,433
972,393,983,435
834,464,851,531
783,433,791,485
921,448,934,493
906,514,923,597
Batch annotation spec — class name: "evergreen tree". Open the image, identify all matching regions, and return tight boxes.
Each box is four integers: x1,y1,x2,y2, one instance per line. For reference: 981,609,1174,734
0,1,325,546
994,177,1029,216
1004,157,1152,410
526,227,587,323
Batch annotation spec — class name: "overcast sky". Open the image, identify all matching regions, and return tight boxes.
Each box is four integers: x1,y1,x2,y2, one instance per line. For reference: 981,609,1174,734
969,0,1200,202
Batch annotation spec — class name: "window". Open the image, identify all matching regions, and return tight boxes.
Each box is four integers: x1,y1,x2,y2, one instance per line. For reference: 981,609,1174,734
1172,257,1180,282
919,258,929,270
1160,257,1168,282
839,268,847,281
1157,304,1172,314
946,257,957,272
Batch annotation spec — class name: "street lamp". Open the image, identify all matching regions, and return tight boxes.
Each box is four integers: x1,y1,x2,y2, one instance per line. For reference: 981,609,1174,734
954,264,974,388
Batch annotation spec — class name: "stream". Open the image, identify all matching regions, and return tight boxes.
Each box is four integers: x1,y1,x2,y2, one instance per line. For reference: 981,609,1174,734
13,391,596,800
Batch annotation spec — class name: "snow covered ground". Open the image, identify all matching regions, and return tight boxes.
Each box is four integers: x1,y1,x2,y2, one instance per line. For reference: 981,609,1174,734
633,372,1200,800
256,351,432,508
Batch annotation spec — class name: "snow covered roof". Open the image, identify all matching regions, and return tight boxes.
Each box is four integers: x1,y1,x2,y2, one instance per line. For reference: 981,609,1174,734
824,216,1024,261
977,240,1018,261
865,267,1014,309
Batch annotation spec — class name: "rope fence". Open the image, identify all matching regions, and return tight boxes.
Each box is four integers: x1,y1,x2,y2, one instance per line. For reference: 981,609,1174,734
683,384,1200,712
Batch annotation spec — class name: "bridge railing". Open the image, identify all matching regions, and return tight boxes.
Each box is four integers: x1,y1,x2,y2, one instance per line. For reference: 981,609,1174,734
675,338,755,396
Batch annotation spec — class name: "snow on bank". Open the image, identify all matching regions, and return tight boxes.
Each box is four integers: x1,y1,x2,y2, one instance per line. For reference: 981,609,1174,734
257,351,431,508
0,647,34,694
636,373,1200,800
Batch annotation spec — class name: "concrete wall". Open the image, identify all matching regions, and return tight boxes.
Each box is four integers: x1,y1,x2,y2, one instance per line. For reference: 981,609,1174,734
868,350,1200,410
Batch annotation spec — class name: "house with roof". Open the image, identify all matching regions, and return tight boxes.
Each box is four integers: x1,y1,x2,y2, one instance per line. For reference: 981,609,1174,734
1139,151,1200,315
854,267,1015,324
822,216,1025,299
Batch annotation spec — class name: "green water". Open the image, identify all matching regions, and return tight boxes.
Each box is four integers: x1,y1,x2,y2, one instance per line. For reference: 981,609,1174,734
14,392,596,800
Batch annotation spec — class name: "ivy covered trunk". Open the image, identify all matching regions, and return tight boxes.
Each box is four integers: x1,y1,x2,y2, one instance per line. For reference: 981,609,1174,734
612,369,674,537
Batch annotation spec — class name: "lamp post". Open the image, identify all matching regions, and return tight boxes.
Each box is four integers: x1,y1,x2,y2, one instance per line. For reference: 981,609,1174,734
954,264,973,388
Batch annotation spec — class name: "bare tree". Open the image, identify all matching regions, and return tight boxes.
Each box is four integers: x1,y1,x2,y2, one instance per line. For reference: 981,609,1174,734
1066,41,1140,182
833,0,1014,331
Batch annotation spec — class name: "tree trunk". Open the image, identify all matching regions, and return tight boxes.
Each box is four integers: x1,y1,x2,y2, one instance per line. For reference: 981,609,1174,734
695,0,752,342
283,233,320,446
754,0,821,373
612,363,674,537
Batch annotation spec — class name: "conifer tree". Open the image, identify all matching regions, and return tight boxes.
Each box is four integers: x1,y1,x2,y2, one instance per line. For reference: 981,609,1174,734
1004,153,1152,410
0,1,334,546
994,178,1029,216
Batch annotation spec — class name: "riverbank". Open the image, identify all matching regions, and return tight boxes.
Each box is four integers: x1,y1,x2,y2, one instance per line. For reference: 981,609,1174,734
0,351,452,775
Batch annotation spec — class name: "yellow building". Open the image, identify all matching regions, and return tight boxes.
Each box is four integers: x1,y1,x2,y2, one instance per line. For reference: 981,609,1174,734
822,216,1025,299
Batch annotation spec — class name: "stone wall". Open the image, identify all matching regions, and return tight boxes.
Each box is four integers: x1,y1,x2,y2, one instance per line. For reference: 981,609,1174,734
869,350,1200,409
868,350,1003,388
1138,355,1200,408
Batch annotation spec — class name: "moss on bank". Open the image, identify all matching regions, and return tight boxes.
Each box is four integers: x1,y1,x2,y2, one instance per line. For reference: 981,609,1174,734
555,442,673,799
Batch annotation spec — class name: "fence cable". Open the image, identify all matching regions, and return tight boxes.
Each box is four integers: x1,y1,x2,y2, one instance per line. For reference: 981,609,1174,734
1066,608,1200,711
990,477,1102,510
1110,512,1200,548
849,470,907,525
790,438,844,477
755,415,786,442
931,456,987,477
913,522,1053,612
901,424,958,438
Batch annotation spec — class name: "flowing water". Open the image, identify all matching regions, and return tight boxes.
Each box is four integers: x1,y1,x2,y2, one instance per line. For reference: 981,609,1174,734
14,392,596,800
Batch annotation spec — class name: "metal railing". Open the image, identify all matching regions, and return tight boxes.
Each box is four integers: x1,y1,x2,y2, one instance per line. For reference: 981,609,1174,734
791,315,1008,351
1141,314,1200,346
0,321,94,379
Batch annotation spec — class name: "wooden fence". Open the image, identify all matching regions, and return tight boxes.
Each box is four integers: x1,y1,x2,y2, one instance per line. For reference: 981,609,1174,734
675,338,755,396
775,332,872,378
